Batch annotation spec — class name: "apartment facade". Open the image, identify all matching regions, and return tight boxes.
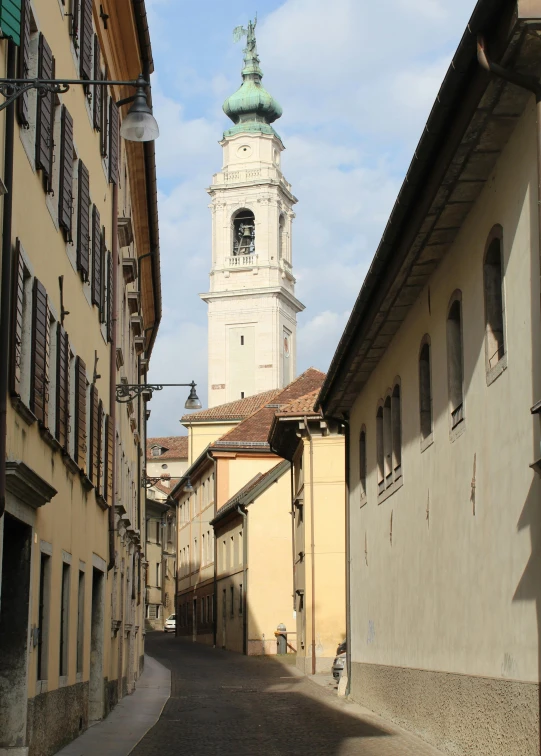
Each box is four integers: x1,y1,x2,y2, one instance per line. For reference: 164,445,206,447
145,494,175,630
269,390,346,673
318,2,541,754
0,2,160,755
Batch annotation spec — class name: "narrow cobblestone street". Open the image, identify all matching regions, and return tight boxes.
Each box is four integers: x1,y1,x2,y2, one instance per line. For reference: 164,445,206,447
132,633,443,756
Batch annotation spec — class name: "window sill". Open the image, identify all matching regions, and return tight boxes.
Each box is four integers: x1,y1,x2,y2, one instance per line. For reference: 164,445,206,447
486,353,507,386
96,494,108,511
359,494,367,509
420,433,434,453
58,675,69,688
39,426,63,453
378,476,403,505
449,419,466,443
11,396,37,426
80,472,94,493
62,454,80,476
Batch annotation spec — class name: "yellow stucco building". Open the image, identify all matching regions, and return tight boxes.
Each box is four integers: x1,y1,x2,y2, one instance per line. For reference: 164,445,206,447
0,2,161,755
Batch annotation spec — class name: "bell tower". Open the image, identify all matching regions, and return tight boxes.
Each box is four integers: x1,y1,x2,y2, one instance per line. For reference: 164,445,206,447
202,18,305,408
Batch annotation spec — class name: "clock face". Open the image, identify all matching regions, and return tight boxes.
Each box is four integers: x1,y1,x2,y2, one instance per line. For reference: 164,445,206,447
237,144,252,158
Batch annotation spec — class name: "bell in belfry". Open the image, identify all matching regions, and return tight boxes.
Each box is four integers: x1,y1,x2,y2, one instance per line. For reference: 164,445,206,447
238,223,254,254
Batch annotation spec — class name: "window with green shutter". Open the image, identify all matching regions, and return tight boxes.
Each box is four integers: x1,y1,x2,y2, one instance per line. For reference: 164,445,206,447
0,0,22,47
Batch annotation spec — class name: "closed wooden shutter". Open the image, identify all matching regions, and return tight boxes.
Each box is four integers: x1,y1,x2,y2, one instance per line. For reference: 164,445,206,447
74,356,87,472
93,35,102,131
17,0,31,128
10,240,25,396
77,160,90,281
89,383,99,486
101,91,109,158
35,33,55,190
91,205,101,306
79,0,92,80
109,99,119,185
100,228,106,322
71,0,80,43
30,278,50,426
56,324,70,451
58,106,74,240
106,251,113,342
97,399,103,495
105,414,114,504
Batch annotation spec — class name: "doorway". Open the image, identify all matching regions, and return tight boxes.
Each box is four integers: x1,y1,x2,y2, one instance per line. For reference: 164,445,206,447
221,589,226,648
192,598,197,642
89,567,105,723
0,513,32,749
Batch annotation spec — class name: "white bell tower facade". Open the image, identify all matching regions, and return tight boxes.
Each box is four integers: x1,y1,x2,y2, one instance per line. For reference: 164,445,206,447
202,19,304,408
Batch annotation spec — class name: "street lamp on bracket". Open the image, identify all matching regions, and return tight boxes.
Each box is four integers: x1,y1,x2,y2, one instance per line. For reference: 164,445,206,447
115,381,202,408
0,73,159,142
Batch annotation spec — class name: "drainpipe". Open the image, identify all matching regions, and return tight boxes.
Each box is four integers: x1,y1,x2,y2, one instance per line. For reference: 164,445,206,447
207,449,217,647
235,504,248,655
108,182,119,571
289,461,296,611
0,41,16,520
303,416,316,675
343,416,351,695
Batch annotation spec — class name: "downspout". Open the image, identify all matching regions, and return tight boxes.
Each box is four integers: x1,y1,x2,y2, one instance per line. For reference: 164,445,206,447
343,417,351,695
108,182,119,571
235,505,248,655
289,461,296,611
0,41,16,519
303,416,316,675
208,449,217,647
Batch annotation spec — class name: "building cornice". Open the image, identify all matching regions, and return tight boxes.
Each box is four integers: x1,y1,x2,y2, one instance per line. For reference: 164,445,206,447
200,286,305,313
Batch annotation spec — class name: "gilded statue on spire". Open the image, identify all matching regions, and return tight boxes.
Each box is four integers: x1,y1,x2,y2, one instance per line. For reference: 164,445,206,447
233,15,258,55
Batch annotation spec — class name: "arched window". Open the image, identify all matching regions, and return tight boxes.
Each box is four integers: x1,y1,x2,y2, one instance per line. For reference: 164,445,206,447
359,426,367,500
383,395,392,487
419,337,432,441
232,209,255,256
376,405,384,494
278,214,285,260
447,293,464,429
391,383,401,479
484,226,505,370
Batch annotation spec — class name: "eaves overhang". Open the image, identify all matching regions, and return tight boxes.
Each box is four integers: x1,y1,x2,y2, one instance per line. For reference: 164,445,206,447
170,444,213,500
318,0,541,418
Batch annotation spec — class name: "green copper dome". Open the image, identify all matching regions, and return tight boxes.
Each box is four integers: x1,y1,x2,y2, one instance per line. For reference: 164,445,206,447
223,18,282,139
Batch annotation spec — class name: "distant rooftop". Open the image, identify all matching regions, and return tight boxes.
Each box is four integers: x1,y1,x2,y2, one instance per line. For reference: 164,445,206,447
146,436,188,460
180,389,281,424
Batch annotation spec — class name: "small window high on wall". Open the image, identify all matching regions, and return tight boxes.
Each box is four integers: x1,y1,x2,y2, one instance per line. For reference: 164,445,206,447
376,406,384,494
447,293,464,429
359,427,367,501
484,226,505,373
391,383,401,479
419,337,432,442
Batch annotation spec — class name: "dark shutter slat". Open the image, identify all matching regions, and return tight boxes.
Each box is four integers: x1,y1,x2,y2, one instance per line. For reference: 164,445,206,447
30,278,49,426
109,99,119,185
56,324,70,451
97,399,103,495
71,0,80,43
36,34,56,188
89,383,99,485
58,106,74,240
75,356,87,472
77,161,90,281
10,240,25,396
100,228,106,322
106,251,113,342
91,205,101,306
79,0,92,80
105,413,114,504
17,0,31,127
93,35,102,131
101,91,109,158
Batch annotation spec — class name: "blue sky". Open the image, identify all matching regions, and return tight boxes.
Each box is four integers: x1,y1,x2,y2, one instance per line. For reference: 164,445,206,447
145,0,477,437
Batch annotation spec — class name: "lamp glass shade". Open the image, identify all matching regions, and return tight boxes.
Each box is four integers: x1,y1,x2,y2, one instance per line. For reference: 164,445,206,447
120,111,160,142
183,480,194,493
184,385,202,410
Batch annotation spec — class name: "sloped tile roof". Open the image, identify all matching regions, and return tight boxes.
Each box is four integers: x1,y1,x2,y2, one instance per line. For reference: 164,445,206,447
275,389,322,417
212,368,326,450
180,388,281,423
146,436,188,460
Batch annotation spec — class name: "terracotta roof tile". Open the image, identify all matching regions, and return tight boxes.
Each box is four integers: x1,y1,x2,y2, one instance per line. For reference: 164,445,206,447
212,368,326,449
180,388,281,423
146,436,188,460
275,389,322,417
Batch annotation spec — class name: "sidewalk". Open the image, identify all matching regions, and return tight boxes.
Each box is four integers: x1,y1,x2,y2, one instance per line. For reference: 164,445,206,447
55,655,170,756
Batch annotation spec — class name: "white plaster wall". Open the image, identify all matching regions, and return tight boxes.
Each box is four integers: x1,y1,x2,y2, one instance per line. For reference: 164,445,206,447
348,101,541,684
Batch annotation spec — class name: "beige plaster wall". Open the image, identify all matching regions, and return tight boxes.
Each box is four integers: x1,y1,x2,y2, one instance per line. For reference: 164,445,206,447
346,99,541,752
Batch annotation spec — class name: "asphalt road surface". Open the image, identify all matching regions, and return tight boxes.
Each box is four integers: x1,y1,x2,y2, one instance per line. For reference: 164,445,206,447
132,633,443,756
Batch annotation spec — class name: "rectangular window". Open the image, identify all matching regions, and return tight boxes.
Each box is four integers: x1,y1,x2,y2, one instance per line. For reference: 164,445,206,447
155,562,160,587
59,561,70,677
240,335,244,345
74,356,87,472
76,570,85,675
37,551,51,681
58,106,74,241
156,521,161,544
30,278,51,427
230,585,234,617
202,534,205,566
239,584,243,615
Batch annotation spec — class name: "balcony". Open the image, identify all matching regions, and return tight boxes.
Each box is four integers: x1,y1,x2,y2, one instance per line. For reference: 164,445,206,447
225,253,259,269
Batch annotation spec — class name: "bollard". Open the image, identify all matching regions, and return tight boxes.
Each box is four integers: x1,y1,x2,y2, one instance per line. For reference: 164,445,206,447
276,623,287,654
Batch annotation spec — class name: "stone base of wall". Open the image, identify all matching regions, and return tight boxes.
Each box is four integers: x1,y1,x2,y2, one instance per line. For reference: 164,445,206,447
139,654,145,675
296,654,334,674
350,662,540,756
104,677,117,719
26,681,88,756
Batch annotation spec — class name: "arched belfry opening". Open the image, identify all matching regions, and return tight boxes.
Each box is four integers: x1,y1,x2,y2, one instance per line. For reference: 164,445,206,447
233,209,255,256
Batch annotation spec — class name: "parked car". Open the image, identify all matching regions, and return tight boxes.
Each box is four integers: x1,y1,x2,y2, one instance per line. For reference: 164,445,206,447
164,614,176,633
332,639,347,681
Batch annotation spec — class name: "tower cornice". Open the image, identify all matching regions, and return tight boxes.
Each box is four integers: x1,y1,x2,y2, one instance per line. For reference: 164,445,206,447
200,286,305,314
